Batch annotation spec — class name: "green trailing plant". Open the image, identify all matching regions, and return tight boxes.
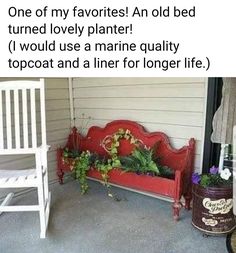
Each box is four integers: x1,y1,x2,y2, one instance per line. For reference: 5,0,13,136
73,151,92,194
94,157,114,197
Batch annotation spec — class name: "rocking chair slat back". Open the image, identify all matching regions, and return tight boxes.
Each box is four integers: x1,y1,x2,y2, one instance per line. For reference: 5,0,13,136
14,89,20,149
0,79,46,152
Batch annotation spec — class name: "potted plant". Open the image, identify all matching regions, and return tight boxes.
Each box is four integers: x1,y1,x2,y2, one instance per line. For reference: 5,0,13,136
192,166,236,235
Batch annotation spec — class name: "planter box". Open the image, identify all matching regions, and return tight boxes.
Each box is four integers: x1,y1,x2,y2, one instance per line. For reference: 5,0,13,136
192,184,236,235
57,120,195,220
87,168,176,199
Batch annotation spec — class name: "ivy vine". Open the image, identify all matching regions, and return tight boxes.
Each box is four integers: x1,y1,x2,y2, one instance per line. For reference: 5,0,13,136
73,151,91,194
94,128,141,197
62,128,170,196
102,128,141,161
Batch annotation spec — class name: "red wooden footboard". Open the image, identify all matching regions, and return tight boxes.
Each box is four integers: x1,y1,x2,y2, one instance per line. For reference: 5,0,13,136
57,120,195,220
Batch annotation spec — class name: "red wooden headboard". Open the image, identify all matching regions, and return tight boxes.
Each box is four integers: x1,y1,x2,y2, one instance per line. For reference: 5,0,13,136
68,120,195,174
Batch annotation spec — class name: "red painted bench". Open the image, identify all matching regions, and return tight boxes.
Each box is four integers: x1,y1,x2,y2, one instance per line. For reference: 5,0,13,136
57,120,195,220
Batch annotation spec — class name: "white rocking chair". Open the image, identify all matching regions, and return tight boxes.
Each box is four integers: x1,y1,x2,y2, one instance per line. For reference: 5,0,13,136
0,79,51,238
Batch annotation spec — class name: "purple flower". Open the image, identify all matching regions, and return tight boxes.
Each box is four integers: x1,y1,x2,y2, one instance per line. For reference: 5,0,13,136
210,166,219,175
192,173,200,184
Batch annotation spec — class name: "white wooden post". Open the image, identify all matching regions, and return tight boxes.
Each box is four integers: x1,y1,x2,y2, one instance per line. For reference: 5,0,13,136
30,88,37,148
0,91,3,149
40,79,47,148
14,89,20,149
69,78,75,127
219,144,227,172
22,88,29,148
6,90,12,149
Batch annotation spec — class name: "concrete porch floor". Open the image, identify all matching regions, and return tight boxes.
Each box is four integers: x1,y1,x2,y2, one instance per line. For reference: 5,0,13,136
0,179,227,253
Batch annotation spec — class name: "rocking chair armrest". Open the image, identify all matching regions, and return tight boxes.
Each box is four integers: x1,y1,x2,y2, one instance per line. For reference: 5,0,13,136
35,145,50,171
39,145,50,152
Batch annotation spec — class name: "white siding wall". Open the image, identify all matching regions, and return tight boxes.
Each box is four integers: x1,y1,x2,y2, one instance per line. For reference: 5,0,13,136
0,78,70,198
72,78,208,173
44,78,71,180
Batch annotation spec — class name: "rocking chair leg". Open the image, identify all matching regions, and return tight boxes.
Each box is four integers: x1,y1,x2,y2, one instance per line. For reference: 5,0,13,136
0,193,14,215
37,182,46,238
38,181,51,238
38,199,46,238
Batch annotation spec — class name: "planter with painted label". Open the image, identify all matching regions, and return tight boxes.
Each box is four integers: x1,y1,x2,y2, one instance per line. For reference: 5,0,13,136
192,184,236,235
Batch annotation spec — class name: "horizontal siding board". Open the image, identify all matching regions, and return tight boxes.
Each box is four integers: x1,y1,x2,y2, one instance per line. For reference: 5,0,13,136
46,89,69,100
46,109,70,121
45,78,69,89
73,77,206,87
47,119,70,132
47,129,70,145
46,99,70,110
48,138,68,151
75,109,203,127
140,123,202,141
75,97,204,112
74,84,205,98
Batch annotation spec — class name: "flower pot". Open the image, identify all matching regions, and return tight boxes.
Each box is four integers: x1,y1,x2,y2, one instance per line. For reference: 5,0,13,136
192,184,236,235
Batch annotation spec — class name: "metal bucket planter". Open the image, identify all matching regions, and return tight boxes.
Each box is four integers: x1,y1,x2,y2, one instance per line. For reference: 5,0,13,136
192,184,236,235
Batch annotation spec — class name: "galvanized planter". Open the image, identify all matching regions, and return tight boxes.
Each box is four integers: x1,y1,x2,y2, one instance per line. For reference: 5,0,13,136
192,184,236,235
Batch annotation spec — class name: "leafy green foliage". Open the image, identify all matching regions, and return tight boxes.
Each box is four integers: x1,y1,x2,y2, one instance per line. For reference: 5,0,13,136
94,156,116,198
119,146,160,175
199,173,232,187
158,166,175,179
192,166,233,188
74,151,91,194
95,157,113,185
63,147,80,159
